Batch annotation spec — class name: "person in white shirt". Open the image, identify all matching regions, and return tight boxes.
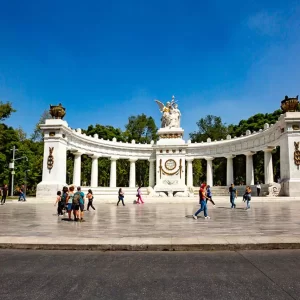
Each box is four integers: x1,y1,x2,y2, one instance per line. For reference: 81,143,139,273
256,182,261,197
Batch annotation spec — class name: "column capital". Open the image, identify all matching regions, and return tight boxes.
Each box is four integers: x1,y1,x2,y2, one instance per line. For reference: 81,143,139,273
186,157,194,162
110,156,119,161
72,151,84,157
128,158,138,162
225,155,236,159
244,151,256,156
204,156,214,161
263,147,275,153
90,154,101,159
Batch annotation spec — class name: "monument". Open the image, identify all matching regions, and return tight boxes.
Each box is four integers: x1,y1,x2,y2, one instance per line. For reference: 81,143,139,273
36,95,300,199
153,96,190,196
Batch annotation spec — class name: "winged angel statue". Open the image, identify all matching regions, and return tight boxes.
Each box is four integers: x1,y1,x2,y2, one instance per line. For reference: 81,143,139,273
155,96,181,128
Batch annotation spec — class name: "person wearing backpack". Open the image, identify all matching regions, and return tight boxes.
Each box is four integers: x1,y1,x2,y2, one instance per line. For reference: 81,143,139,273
61,186,68,215
74,186,85,221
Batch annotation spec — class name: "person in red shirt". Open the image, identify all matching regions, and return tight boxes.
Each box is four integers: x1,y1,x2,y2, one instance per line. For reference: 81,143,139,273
193,183,210,219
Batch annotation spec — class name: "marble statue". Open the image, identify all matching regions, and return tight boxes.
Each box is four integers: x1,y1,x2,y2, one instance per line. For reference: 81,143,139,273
155,96,181,128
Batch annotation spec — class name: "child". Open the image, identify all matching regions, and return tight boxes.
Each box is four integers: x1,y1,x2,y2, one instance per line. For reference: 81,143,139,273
54,191,62,216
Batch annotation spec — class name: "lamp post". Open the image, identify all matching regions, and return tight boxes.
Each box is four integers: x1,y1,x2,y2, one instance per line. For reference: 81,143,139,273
9,145,28,196
25,169,30,198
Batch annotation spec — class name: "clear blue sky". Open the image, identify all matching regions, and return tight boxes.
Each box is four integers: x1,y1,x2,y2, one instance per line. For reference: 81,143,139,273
0,0,299,138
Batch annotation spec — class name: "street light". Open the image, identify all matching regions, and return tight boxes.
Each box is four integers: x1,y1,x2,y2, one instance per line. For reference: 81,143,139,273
9,145,28,196
25,169,30,198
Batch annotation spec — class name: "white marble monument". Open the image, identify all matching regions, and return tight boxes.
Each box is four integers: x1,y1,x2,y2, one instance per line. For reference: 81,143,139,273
36,96,300,199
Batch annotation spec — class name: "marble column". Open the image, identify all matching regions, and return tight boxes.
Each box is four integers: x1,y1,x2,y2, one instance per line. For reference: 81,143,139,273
109,157,118,188
205,157,214,186
186,158,194,187
129,158,137,188
264,148,274,184
149,159,155,187
245,152,255,186
73,152,82,186
90,155,100,187
226,155,235,186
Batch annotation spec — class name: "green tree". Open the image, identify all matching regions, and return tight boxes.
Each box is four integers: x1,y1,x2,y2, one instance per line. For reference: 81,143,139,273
31,110,51,141
125,114,158,143
189,115,228,142
0,101,15,121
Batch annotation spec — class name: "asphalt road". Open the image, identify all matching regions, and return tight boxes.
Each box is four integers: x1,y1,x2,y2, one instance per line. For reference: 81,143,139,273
0,250,299,300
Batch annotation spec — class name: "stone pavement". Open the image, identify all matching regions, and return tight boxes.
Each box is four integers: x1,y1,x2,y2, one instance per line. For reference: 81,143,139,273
1,198,300,250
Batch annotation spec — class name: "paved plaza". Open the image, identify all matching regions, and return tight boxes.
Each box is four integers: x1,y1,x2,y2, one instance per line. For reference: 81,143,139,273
1,198,300,250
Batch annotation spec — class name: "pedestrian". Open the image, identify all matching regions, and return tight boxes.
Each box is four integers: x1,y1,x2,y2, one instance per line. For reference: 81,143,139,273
61,186,69,215
229,183,237,208
1,184,8,205
206,185,215,206
18,184,26,202
256,182,261,197
117,188,125,206
86,189,96,211
243,186,251,210
193,184,210,219
66,186,74,221
74,186,85,221
54,191,63,215
136,185,144,204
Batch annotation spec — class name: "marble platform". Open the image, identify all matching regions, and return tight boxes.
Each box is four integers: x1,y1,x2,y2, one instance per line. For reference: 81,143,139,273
1,199,300,250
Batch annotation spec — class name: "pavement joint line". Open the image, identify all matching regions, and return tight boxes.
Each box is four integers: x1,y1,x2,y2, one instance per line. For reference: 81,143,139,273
237,251,297,300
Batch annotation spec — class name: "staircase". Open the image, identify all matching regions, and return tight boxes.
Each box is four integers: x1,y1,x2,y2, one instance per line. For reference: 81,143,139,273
193,185,269,196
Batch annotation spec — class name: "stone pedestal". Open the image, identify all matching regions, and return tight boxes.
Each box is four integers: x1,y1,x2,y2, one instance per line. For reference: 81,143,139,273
279,112,300,196
36,119,68,198
154,127,187,196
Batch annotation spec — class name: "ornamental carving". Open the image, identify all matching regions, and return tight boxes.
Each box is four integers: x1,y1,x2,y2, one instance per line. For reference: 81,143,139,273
159,159,183,178
160,133,183,139
294,142,300,169
47,147,54,172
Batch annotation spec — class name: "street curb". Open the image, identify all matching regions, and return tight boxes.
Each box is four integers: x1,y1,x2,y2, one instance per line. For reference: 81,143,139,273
1,243,300,251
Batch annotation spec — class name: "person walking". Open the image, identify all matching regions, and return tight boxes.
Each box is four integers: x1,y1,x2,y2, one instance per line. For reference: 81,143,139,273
206,185,215,206
256,182,261,197
136,185,144,204
243,186,252,210
86,189,96,211
229,183,237,208
1,184,8,205
193,184,210,219
117,188,125,206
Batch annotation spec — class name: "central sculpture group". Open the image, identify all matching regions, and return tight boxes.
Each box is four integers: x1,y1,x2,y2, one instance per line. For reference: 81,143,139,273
155,96,181,128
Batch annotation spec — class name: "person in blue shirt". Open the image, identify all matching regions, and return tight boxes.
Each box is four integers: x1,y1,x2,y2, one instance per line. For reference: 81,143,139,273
206,185,215,206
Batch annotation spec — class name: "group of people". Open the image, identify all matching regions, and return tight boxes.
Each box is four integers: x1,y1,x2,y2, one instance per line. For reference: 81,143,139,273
193,183,253,220
1,184,26,205
118,186,144,206
54,186,95,221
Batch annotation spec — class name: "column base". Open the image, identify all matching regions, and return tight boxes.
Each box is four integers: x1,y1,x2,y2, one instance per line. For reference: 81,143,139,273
36,181,68,199
279,179,300,196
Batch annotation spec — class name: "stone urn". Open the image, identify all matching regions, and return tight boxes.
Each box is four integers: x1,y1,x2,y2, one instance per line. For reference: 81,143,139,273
281,95,299,113
49,103,66,119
